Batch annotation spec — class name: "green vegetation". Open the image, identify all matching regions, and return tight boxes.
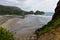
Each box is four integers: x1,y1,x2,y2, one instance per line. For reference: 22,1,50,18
0,26,14,40
25,11,44,15
35,16,60,37
34,10,44,15
0,5,26,15
0,5,44,16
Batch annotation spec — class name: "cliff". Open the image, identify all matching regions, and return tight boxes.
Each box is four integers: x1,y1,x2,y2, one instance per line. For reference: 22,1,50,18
52,0,60,20
35,0,60,40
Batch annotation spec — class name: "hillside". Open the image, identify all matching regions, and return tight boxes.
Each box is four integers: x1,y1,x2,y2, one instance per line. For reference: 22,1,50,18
0,5,26,15
35,0,60,40
0,5,44,15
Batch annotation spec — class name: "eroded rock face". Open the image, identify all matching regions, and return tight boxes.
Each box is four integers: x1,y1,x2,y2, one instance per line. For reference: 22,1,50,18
52,0,60,20
38,26,60,40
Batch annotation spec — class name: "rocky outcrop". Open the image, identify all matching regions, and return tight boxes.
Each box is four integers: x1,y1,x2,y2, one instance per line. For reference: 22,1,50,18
34,10,44,15
52,0,60,20
36,0,60,40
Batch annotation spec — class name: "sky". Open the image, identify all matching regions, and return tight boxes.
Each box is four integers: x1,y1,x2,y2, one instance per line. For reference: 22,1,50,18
0,0,59,12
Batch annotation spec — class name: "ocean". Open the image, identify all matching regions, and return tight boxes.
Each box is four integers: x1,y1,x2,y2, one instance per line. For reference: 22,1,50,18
44,12,54,16
17,12,54,29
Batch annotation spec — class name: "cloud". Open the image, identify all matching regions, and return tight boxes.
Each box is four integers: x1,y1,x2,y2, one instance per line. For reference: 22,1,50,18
0,0,59,12
22,0,58,12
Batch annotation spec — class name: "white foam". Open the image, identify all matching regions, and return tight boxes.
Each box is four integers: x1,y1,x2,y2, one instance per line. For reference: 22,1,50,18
17,15,52,28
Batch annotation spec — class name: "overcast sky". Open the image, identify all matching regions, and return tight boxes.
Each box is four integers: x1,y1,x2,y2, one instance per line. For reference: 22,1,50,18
0,0,59,12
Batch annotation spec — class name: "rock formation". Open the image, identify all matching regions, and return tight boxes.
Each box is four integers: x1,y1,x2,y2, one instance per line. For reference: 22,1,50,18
52,0,60,20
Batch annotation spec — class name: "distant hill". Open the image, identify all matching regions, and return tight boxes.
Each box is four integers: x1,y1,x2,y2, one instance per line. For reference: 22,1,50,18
0,5,26,15
0,5,45,16
34,10,44,15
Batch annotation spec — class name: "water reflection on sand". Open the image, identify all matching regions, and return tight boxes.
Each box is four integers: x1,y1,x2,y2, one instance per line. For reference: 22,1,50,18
1,15,52,40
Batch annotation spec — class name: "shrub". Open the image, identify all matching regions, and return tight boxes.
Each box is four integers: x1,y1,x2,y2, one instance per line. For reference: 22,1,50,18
0,26,14,40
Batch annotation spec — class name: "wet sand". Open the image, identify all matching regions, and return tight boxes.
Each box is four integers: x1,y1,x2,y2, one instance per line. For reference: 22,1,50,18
1,15,52,40
1,18,39,40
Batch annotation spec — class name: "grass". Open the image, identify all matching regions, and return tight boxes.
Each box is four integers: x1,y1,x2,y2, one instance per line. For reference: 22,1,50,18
35,16,60,37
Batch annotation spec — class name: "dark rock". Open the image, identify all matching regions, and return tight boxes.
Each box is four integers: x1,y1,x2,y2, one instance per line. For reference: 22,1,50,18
34,10,44,15
52,0,60,20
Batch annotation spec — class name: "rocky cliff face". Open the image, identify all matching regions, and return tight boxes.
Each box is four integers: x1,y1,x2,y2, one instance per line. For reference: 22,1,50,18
36,0,60,40
52,0,60,20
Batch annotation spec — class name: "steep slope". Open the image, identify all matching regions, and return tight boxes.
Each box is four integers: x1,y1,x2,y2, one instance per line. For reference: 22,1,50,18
35,0,60,40
52,0,60,20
